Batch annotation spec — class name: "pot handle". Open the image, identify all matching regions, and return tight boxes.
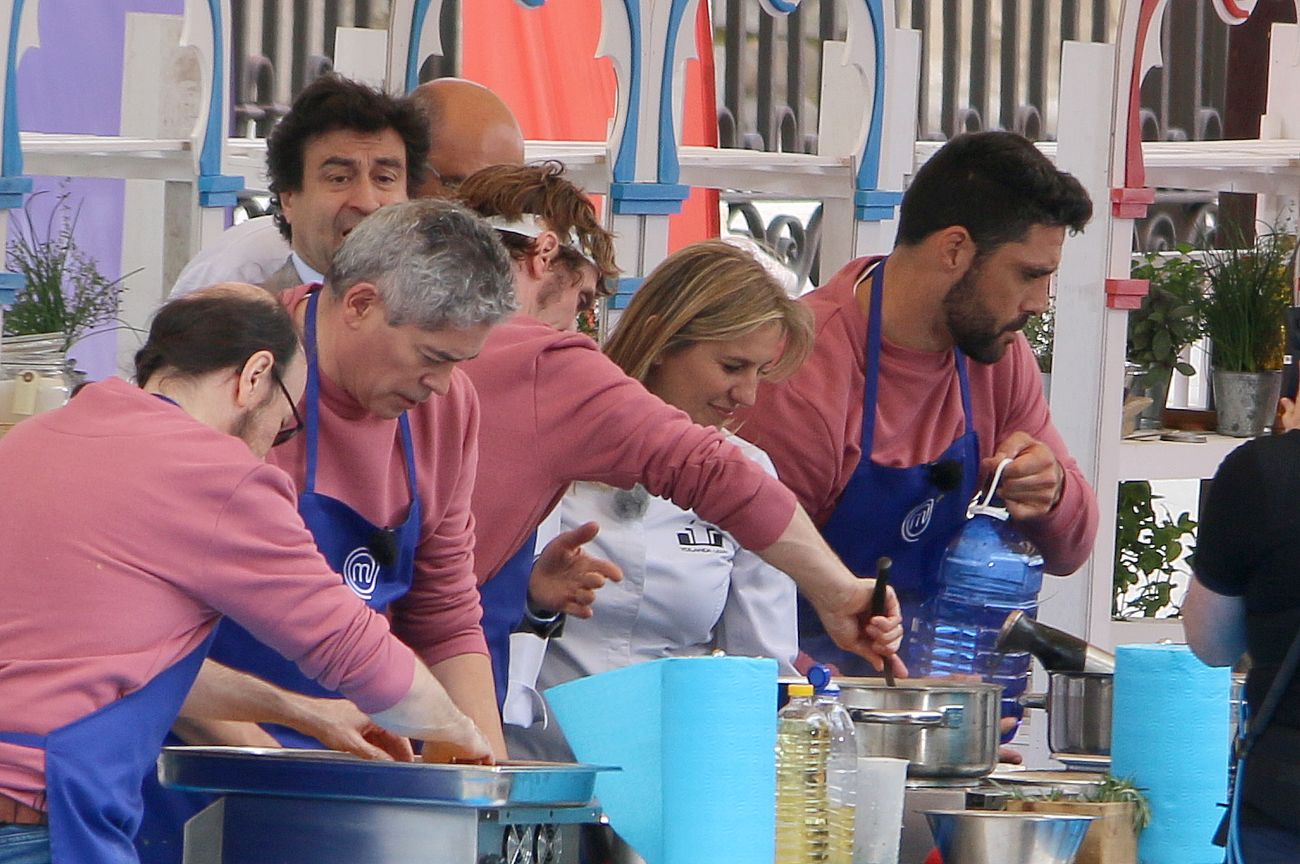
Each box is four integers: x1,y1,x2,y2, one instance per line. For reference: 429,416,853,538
847,705,964,729
1018,692,1047,711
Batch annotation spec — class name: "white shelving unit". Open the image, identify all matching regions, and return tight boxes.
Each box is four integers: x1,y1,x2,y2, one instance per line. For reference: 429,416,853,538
6,0,920,319
1116,435,1244,482
1044,3,1300,656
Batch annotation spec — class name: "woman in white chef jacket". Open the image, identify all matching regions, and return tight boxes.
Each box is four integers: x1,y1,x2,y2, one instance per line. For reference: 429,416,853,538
505,239,814,759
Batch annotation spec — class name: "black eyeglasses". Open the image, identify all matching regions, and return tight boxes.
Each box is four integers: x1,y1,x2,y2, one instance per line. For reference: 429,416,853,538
271,371,304,447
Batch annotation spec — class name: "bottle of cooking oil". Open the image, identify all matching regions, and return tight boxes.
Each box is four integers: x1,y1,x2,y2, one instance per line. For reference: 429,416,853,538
776,683,830,864
814,682,857,864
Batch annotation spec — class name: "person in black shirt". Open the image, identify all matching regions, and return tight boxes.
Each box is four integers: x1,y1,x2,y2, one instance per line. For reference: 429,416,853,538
1186,432,1300,862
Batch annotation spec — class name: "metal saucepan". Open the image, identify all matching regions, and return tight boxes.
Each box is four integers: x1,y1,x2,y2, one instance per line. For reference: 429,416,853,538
836,678,1002,779
1019,671,1112,759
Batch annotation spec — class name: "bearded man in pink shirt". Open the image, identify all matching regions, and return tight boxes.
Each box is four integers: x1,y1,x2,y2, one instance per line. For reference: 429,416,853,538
739,131,1099,690
0,285,490,864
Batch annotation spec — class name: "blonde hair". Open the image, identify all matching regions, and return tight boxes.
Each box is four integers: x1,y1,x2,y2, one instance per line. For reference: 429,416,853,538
605,240,814,383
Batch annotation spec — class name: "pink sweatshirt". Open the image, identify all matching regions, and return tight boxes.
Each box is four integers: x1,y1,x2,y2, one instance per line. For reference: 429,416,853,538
0,378,414,806
742,258,1098,575
461,315,799,582
269,284,488,666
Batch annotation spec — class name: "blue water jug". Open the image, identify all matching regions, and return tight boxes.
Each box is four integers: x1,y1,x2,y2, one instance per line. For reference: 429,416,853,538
914,459,1044,725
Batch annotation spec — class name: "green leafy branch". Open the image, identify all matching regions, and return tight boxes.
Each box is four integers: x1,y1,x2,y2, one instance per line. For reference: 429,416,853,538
1128,247,1205,388
1113,480,1196,618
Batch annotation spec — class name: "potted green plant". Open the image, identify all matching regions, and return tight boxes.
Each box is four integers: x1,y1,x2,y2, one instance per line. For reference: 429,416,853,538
1197,227,1293,437
1004,776,1150,864
3,190,130,357
1127,248,1205,426
1113,480,1196,618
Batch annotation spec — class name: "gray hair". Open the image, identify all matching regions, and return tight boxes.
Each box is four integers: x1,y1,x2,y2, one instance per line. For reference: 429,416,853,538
326,199,516,329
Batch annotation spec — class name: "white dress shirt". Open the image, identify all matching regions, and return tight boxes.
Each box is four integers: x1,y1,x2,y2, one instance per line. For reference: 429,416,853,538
168,215,293,297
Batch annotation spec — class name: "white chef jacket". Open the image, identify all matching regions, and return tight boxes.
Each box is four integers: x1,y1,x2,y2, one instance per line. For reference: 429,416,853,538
504,434,798,759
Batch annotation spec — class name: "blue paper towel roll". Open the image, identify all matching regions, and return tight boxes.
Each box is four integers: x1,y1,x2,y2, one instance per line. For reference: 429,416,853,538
1111,643,1230,864
545,656,778,864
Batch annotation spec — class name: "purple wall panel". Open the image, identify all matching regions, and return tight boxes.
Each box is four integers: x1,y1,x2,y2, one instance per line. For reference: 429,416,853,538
13,0,183,379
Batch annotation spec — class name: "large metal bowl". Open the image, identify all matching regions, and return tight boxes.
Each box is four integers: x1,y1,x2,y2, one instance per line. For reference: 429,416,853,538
923,810,1093,864
837,678,1001,779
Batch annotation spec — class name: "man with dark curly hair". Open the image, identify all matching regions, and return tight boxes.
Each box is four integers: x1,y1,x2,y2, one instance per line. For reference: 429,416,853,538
170,76,524,297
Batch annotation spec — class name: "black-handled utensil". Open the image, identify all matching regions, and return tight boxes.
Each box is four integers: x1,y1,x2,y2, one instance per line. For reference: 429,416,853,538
869,556,896,686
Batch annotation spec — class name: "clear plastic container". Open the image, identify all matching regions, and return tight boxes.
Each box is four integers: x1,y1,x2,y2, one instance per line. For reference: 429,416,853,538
915,502,1044,721
775,682,830,864
814,683,857,864
0,366,70,426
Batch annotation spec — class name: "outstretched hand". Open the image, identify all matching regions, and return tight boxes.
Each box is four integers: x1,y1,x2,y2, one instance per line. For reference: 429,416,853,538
527,521,623,618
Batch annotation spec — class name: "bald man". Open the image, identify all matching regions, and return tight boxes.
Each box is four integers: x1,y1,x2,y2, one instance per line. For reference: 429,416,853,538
169,77,526,297
412,78,525,196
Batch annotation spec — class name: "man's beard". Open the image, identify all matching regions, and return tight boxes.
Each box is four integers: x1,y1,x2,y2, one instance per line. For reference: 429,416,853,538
231,393,277,455
942,265,1030,365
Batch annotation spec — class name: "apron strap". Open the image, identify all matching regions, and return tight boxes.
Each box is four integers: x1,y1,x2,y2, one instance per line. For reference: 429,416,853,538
302,288,418,506
302,287,324,494
862,259,977,455
0,730,46,748
862,261,886,454
397,413,417,502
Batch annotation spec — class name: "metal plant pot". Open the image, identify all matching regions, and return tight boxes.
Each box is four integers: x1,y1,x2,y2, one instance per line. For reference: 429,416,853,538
1135,365,1173,427
1213,369,1282,437
837,678,1001,779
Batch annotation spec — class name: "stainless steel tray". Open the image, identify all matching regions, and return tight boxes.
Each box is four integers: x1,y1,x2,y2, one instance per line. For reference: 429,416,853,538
158,746,616,808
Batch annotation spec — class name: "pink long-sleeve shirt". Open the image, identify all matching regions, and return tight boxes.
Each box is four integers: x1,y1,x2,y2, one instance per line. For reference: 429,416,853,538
461,315,799,583
0,378,415,807
742,257,1097,575
268,284,488,666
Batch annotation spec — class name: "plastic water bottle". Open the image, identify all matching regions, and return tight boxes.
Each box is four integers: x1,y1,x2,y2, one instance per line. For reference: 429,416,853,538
915,491,1044,721
775,683,829,864
814,683,857,864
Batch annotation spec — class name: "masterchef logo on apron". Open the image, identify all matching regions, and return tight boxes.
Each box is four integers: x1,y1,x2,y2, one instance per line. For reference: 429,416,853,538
342,547,381,600
901,498,936,542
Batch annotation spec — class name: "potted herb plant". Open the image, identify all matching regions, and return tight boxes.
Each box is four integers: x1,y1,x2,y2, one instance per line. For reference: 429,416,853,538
1004,776,1150,864
1127,248,1205,427
1197,227,1293,437
4,190,130,357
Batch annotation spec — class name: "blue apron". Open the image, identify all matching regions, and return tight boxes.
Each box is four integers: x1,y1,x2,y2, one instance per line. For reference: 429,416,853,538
0,633,214,864
809,259,980,676
478,531,540,708
204,286,423,735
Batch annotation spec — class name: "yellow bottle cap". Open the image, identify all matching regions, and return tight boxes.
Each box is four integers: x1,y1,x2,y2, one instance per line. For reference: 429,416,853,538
787,683,814,697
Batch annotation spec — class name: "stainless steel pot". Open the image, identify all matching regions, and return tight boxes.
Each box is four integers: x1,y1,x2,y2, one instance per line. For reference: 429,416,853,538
837,678,1001,779
1020,671,1112,758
